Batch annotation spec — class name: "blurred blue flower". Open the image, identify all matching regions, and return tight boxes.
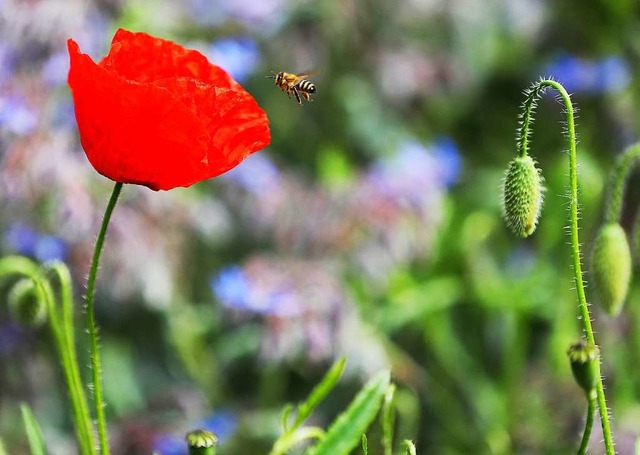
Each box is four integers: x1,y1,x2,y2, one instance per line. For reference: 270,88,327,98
432,136,462,187
211,265,299,316
208,37,260,83
35,235,67,262
0,96,39,136
152,434,186,455
222,152,281,195
50,96,76,130
41,51,70,86
544,53,630,94
211,266,250,310
198,410,239,441
188,0,285,31
4,223,39,256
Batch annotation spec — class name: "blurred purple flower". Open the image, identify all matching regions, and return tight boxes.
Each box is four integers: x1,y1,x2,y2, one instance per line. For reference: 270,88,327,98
4,223,39,256
0,324,25,357
207,37,260,83
188,0,285,30
34,235,67,262
0,43,16,83
544,54,630,94
41,51,69,86
222,152,281,195
0,96,39,136
152,434,186,455
199,410,239,441
368,139,442,206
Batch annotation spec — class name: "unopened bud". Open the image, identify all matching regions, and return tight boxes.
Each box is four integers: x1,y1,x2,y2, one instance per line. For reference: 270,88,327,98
567,340,599,394
591,222,632,316
8,279,46,327
185,429,217,455
501,155,544,238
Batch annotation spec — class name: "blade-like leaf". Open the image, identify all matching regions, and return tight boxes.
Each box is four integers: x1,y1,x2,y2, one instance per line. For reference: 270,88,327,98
292,357,347,430
402,440,417,455
361,434,368,455
20,403,46,455
305,370,390,455
381,384,396,455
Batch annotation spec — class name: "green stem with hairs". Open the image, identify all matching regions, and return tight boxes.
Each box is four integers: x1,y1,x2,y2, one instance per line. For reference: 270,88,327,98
517,79,614,454
605,143,640,224
86,182,123,455
577,390,596,455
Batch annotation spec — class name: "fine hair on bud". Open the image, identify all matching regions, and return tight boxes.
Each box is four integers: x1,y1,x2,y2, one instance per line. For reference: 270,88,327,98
591,222,632,316
8,279,47,327
501,155,544,238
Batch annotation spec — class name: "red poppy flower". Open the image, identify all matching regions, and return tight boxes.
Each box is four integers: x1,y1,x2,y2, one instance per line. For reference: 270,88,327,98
67,29,270,191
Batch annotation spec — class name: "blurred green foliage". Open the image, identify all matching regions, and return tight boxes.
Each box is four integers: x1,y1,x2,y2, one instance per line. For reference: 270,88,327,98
2,0,640,454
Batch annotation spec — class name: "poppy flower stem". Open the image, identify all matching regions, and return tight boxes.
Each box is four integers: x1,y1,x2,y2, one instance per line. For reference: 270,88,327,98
86,181,123,455
516,79,614,454
577,391,596,455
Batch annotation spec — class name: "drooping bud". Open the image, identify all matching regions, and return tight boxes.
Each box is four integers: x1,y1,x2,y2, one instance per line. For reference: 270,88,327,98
591,222,632,316
185,429,217,455
567,340,599,394
8,279,46,327
501,155,544,238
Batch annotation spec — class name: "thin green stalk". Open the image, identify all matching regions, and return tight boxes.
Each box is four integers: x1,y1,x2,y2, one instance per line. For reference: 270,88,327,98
86,181,123,455
519,79,614,454
605,143,640,224
577,391,596,455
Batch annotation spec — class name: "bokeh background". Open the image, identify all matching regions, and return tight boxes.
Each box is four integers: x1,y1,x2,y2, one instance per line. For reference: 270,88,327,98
2,0,640,453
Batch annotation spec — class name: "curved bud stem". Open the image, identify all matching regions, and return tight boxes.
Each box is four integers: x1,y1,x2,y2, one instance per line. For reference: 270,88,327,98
517,79,614,454
577,390,596,455
606,142,640,224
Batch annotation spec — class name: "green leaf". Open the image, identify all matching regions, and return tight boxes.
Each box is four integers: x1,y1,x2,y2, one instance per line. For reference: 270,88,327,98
361,434,368,455
381,385,396,455
281,403,294,432
0,436,8,455
20,403,46,455
292,357,347,430
401,440,416,455
305,370,390,455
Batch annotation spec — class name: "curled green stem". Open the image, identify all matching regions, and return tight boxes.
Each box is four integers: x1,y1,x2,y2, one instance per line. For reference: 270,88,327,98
86,181,123,455
577,391,596,455
518,79,614,454
0,257,96,454
605,143,640,224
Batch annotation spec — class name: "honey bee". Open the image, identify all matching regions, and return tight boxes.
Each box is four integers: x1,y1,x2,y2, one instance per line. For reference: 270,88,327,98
267,71,317,105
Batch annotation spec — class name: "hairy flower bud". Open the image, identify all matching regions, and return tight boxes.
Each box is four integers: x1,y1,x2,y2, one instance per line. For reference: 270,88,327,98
567,340,599,394
8,279,46,327
501,155,544,238
185,429,218,455
591,222,632,316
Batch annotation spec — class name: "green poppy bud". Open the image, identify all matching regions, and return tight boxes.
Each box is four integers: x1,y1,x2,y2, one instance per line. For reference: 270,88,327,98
8,279,46,327
185,429,217,455
591,222,632,316
567,340,599,394
501,155,544,238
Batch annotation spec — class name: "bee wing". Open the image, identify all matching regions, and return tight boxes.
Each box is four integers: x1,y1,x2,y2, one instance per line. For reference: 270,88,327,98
296,68,318,79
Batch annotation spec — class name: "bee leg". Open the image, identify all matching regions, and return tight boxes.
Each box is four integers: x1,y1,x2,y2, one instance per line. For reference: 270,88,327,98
293,87,303,105
302,92,312,102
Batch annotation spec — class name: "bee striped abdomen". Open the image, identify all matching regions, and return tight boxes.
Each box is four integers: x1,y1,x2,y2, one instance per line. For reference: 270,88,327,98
297,80,316,93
